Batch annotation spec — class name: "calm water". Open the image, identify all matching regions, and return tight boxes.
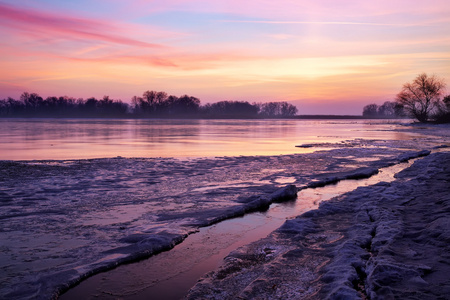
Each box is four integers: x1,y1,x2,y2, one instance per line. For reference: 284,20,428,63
0,119,413,160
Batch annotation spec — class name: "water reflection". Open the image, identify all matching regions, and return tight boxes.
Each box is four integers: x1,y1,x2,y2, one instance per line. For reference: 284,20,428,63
0,119,413,160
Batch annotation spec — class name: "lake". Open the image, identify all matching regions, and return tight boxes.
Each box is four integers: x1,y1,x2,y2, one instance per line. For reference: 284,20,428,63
0,119,414,160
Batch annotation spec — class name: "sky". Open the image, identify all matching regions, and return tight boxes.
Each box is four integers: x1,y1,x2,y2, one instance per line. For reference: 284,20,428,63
0,0,449,115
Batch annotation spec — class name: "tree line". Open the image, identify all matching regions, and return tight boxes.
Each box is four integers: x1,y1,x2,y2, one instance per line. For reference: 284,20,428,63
363,73,449,123
362,101,404,118
0,91,298,119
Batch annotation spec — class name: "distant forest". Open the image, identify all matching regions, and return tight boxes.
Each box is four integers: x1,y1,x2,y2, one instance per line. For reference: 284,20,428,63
362,101,405,118
0,91,298,118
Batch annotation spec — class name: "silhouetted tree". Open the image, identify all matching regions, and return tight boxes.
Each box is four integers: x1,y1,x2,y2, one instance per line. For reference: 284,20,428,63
396,73,446,122
1,90,301,119
377,101,397,118
434,94,450,123
81,97,98,117
259,102,278,117
94,96,127,117
202,101,259,117
170,95,200,115
131,96,144,114
0,97,25,116
394,102,405,117
0,99,8,117
143,90,157,106
258,102,297,117
363,101,405,118
20,92,44,115
280,102,298,117
133,91,171,116
155,91,168,105
443,95,450,110
362,104,379,117
162,95,180,115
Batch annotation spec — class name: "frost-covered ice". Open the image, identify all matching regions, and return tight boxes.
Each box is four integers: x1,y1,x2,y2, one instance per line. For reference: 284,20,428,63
0,123,449,299
186,153,450,299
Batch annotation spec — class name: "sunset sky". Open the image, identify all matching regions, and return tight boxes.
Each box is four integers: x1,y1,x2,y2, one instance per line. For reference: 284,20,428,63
0,0,449,114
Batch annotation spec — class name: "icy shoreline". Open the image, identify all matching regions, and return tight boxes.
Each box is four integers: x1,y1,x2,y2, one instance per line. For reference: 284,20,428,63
186,152,450,299
0,148,427,298
0,148,434,299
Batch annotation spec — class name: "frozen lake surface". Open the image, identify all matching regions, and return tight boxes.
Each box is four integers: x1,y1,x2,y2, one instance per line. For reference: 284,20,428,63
0,119,448,299
0,119,417,160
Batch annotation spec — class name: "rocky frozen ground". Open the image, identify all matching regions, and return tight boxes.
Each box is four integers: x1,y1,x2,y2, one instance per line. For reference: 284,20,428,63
0,123,448,299
186,151,450,300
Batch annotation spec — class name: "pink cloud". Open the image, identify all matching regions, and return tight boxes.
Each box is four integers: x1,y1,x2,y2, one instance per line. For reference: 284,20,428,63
0,3,164,48
69,55,179,68
65,51,261,70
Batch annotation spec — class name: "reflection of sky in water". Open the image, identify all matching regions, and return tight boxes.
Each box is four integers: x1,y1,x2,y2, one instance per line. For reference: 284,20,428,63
0,119,417,160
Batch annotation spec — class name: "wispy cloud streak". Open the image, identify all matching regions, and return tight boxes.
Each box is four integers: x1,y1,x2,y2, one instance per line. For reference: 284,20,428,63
220,20,424,27
0,3,164,48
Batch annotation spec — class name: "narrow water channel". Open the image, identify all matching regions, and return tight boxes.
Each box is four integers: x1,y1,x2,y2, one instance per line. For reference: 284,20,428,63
60,160,413,300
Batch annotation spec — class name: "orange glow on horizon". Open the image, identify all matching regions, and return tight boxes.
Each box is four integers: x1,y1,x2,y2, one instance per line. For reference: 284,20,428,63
0,1,449,114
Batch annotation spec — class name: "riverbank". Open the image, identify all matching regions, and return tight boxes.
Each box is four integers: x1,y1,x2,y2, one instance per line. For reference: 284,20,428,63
186,151,450,299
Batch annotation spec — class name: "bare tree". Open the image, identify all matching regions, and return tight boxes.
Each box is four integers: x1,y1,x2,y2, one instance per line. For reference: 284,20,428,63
396,73,446,122
143,90,157,105
258,102,297,117
280,102,298,116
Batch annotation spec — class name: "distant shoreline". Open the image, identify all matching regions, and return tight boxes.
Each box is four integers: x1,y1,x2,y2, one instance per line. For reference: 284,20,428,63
0,115,406,120
293,115,406,120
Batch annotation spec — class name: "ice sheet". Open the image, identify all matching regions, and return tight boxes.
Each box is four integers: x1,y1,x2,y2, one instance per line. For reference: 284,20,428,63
0,123,448,299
